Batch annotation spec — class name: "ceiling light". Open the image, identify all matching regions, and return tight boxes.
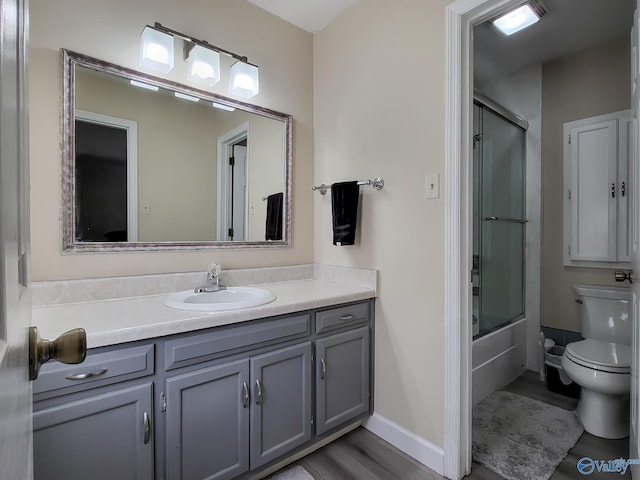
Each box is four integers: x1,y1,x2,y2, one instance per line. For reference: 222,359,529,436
212,102,235,111
186,44,221,87
229,61,260,99
174,92,200,102
492,4,540,36
139,26,174,73
130,80,159,91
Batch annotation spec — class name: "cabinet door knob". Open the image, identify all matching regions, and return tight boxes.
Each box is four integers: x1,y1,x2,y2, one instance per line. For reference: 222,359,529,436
143,412,151,444
255,379,263,405
320,358,326,380
242,382,250,408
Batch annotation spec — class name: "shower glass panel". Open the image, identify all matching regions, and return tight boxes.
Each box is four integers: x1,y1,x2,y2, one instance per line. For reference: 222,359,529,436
475,104,526,336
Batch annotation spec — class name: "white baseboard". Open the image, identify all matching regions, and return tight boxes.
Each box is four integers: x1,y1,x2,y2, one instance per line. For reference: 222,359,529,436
363,413,445,476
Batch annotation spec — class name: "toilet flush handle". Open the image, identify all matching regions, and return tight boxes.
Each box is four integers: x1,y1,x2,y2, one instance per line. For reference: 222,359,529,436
614,270,633,284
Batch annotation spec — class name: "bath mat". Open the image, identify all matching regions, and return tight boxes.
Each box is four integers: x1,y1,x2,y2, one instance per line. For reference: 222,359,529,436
267,465,315,480
472,390,583,480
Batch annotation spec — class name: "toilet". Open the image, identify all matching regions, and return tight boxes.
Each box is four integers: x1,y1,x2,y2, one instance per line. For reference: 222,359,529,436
561,284,631,439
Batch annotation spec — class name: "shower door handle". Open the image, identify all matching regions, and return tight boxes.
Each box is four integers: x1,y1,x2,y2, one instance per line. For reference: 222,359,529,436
484,216,528,224
612,183,616,198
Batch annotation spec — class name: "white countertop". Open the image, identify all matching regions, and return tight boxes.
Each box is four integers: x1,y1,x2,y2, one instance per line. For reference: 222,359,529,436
32,279,376,349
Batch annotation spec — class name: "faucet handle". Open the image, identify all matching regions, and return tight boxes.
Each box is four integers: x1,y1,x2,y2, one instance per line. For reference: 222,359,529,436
207,263,221,280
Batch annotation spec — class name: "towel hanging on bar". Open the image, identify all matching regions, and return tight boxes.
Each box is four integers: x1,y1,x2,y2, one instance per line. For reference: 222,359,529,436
331,182,359,246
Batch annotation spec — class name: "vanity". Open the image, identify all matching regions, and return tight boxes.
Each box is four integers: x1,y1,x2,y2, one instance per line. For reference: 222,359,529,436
31,268,376,480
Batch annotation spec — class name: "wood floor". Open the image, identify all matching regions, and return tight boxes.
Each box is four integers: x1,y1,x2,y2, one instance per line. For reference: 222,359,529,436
271,371,631,480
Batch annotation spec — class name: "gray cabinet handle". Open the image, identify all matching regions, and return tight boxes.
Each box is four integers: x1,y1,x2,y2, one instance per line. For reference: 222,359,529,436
255,379,263,405
143,412,151,444
340,314,354,321
65,368,108,380
242,382,250,408
320,358,326,380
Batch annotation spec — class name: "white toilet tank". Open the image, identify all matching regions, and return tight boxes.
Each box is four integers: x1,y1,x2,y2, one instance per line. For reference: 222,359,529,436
573,284,631,345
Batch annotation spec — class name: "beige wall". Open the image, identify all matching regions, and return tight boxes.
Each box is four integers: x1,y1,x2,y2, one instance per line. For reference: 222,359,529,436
29,0,313,280
314,0,449,447
541,39,630,332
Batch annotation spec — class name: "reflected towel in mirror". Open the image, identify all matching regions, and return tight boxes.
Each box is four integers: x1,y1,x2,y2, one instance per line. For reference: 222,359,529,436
265,192,283,241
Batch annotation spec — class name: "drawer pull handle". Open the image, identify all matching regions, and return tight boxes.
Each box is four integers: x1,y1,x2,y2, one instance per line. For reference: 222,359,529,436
65,368,108,380
320,358,326,380
242,382,250,408
340,314,355,321
255,379,263,405
143,412,151,444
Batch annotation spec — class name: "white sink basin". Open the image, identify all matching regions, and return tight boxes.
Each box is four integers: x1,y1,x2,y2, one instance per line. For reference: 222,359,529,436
164,287,276,312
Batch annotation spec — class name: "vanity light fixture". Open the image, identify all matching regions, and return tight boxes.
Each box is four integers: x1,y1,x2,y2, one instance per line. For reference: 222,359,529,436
130,80,159,91
139,26,174,73
492,1,547,36
174,92,200,102
187,44,220,87
139,22,260,99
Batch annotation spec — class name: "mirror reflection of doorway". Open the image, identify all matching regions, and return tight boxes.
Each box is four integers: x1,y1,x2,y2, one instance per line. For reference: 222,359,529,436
75,111,138,241
228,141,247,240
217,122,249,241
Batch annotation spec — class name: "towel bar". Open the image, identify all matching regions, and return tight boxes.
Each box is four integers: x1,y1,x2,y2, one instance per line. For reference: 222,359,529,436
312,177,384,196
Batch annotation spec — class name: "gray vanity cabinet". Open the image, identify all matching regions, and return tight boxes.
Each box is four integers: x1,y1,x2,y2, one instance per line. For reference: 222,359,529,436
164,342,312,480
315,326,370,436
249,342,312,468
32,343,155,480
165,359,250,480
33,383,154,480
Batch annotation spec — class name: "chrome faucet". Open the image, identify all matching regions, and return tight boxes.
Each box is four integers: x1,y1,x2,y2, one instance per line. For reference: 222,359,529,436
194,263,226,293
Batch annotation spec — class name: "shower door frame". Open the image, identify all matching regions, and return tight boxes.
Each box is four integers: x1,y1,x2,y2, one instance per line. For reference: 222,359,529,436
444,1,531,479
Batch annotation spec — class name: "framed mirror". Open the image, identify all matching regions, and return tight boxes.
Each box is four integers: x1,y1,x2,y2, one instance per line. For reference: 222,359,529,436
62,50,292,253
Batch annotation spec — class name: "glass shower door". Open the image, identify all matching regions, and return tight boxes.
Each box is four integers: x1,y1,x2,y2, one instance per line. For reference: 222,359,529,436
478,107,526,334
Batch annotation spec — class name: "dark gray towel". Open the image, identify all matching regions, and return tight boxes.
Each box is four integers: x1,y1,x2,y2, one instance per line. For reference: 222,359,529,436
331,181,359,246
265,192,283,240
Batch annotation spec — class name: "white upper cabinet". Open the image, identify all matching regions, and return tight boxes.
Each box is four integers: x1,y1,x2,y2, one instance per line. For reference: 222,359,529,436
563,110,632,267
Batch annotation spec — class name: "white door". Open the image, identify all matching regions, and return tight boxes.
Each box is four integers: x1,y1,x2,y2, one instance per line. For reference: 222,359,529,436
630,4,640,477
0,0,33,478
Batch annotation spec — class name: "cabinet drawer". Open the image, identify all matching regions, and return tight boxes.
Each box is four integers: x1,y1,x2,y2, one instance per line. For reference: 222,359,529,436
164,314,310,371
33,344,154,398
315,302,369,334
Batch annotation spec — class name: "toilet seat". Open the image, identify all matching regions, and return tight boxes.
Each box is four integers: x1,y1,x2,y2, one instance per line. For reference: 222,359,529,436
565,339,630,374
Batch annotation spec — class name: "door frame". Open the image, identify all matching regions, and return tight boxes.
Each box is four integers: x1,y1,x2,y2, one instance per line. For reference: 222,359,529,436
75,110,139,241
444,1,525,478
217,122,249,241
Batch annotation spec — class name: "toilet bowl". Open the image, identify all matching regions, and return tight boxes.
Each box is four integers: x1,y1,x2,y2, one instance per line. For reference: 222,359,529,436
561,285,631,440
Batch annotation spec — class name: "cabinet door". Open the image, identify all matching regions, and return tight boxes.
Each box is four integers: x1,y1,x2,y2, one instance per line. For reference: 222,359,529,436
315,327,370,436
568,119,618,262
250,342,312,469
165,359,249,480
33,383,154,480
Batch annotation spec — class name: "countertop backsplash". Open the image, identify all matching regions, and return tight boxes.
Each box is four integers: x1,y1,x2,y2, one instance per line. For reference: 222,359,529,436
31,264,377,307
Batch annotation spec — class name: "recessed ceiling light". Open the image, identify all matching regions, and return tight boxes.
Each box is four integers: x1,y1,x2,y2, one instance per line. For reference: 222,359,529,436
212,102,235,111
492,4,540,36
174,92,200,102
130,80,159,91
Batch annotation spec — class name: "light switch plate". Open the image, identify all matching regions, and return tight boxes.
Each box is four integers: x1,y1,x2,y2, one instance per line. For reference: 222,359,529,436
425,174,439,199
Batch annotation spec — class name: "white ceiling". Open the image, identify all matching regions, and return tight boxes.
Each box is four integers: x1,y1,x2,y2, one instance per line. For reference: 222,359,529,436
246,0,359,33
474,0,635,87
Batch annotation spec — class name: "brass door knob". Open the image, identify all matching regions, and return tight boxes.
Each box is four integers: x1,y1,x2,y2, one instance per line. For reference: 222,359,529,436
614,270,634,284
29,326,87,380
